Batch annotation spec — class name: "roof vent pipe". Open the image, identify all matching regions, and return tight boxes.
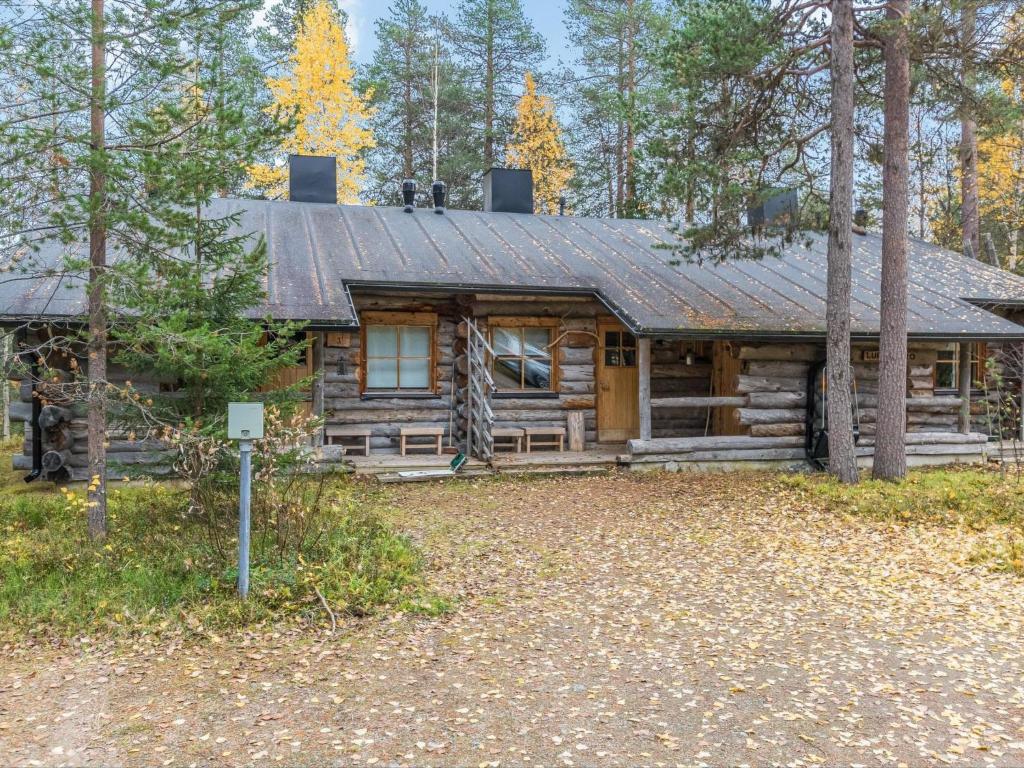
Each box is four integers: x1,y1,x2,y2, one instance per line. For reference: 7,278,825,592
402,179,416,212
432,180,446,214
559,195,566,216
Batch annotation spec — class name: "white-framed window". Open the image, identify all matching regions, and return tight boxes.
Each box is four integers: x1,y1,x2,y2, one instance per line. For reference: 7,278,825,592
362,313,435,392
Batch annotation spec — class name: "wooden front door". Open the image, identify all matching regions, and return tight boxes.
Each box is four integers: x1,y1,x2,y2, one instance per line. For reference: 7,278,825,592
711,340,745,436
596,321,639,442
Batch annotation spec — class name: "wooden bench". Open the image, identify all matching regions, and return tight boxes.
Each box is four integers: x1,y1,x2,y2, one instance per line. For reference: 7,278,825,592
525,426,566,453
493,427,525,453
325,426,372,456
400,426,444,456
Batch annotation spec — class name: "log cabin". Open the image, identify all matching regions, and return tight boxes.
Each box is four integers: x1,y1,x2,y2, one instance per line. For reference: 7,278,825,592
3,160,1024,481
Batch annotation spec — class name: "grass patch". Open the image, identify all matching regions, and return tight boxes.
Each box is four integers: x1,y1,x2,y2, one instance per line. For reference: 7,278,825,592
779,466,1024,574
0,448,447,639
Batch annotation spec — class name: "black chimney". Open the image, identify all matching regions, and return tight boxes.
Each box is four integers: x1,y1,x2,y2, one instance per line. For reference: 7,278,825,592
402,179,416,212
288,154,337,204
558,195,566,216
747,189,797,229
483,168,533,214
432,180,446,214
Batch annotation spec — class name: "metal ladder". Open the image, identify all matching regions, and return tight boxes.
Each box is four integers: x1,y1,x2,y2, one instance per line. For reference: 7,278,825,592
464,317,495,461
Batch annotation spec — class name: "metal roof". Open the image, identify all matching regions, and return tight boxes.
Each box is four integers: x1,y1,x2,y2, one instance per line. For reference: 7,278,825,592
2,196,1024,339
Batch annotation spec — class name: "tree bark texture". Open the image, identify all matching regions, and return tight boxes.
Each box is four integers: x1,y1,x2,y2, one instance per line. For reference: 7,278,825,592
873,0,911,481
87,0,108,539
825,0,858,484
960,1,980,259
483,1,495,168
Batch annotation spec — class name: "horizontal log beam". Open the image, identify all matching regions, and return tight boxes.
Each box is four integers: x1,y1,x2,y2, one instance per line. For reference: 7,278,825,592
651,396,746,408
735,408,805,425
628,435,804,455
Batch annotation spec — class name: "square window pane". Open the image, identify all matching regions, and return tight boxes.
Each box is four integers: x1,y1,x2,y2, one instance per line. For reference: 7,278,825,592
400,326,430,356
493,327,521,356
621,332,636,348
622,349,637,367
935,362,955,389
522,358,551,389
605,349,621,367
605,331,620,347
399,357,430,388
493,357,522,388
366,326,398,357
367,358,398,388
524,327,551,357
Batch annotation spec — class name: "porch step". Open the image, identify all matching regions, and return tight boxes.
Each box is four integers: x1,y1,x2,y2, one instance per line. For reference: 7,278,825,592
491,449,621,476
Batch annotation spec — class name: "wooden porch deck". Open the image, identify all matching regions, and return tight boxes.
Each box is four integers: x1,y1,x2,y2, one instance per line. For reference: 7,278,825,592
340,445,626,481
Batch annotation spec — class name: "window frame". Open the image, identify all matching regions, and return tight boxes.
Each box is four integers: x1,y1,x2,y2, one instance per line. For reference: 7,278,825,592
487,316,560,395
360,311,437,395
933,343,987,393
601,328,638,369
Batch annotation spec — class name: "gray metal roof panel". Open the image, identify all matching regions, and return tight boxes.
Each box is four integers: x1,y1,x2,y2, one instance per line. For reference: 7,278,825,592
2,197,1024,338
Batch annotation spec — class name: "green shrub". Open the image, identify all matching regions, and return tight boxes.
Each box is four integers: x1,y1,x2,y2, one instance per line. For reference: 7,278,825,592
0,466,446,638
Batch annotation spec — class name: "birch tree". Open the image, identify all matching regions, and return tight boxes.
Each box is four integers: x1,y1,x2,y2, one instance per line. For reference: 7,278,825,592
506,72,573,215
248,0,375,203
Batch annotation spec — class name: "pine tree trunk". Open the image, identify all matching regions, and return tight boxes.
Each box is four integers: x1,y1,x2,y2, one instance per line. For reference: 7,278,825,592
87,0,108,539
826,0,858,484
623,0,636,216
960,1,980,259
873,0,911,481
2,333,9,441
402,35,413,179
483,1,495,168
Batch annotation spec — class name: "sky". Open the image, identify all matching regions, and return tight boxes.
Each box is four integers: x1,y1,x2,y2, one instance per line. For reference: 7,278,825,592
329,0,569,66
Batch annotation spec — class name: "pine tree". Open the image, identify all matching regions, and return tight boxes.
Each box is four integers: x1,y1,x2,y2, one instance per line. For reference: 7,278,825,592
562,0,671,218
248,0,375,204
363,0,480,207
506,72,573,215
0,0,290,535
826,0,859,484
447,0,545,169
645,0,833,262
873,0,912,481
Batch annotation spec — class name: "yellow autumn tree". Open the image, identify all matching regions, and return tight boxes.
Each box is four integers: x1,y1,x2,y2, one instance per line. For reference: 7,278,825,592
248,0,375,203
506,72,573,215
978,78,1024,271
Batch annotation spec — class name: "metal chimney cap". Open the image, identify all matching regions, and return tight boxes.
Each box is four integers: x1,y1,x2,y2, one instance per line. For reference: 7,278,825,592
402,179,416,212
431,180,447,214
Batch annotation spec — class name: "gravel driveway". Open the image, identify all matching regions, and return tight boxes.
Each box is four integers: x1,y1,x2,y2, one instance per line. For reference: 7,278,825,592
2,472,1023,766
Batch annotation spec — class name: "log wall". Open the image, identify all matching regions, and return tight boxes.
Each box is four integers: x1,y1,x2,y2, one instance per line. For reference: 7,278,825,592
457,298,605,448
628,339,971,470
650,340,714,438
322,294,459,453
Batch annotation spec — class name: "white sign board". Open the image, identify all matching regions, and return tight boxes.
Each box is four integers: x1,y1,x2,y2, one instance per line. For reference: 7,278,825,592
228,402,264,440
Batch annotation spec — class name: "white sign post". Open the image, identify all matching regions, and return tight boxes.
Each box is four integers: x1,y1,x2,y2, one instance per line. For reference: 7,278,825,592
228,402,264,599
